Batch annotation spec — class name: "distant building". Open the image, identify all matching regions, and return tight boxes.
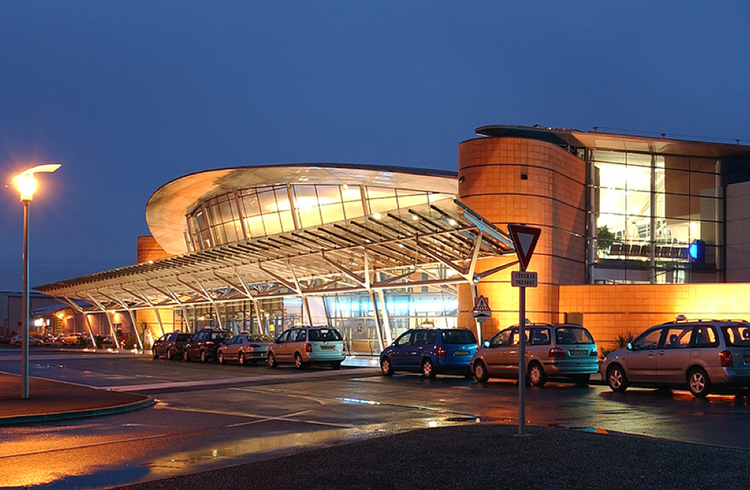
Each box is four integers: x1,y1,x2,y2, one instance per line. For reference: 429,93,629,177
0,291,64,337
36,126,750,353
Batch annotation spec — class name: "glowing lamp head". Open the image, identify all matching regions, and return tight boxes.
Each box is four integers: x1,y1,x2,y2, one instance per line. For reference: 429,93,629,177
13,163,61,202
15,173,37,202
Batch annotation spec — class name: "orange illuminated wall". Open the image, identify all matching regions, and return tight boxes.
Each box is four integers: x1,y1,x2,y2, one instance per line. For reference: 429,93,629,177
457,137,586,339
135,235,180,345
559,283,750,351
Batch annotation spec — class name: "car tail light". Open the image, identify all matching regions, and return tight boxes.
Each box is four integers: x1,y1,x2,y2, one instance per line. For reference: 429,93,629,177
305,343,312,353
206,341,215,346
720,350,733,367
249,344,261,348
549,347,566,358
437,346,446,357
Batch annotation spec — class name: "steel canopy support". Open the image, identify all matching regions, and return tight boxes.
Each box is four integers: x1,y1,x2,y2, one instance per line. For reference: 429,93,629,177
57,296,99,350
102,291,144,351
87,293,121,350
131,286,166,336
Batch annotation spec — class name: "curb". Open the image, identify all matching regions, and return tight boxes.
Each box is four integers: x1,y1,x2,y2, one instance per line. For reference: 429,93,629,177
0,397,155,427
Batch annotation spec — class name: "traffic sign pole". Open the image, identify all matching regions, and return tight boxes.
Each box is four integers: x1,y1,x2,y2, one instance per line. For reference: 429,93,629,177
519,275,526,436
507,224,541,437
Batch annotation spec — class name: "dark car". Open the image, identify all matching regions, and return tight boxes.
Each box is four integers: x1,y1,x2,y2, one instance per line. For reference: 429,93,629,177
183,328,231,362
380,328,478,378
152,331,192,360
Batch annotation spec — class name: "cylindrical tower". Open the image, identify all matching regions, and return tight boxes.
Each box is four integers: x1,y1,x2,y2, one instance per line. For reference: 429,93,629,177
457,136,587,340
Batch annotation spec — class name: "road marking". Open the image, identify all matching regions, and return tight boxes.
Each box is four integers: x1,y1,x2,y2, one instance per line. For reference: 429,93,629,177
226,410,311,428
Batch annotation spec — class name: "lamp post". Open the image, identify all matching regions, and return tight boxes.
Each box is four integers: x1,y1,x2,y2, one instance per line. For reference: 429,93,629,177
13,163,61,399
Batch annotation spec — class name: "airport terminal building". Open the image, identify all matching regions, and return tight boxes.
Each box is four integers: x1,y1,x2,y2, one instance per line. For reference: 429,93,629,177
37,125,750,354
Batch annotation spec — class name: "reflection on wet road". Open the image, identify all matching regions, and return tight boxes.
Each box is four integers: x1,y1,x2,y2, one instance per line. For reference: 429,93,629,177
3,351,750,489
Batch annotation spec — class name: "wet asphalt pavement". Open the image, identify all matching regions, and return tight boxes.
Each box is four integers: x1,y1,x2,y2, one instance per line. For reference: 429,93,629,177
113,423,750,490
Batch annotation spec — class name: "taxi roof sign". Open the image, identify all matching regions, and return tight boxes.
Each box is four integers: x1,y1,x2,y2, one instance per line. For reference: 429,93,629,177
508,224,541,271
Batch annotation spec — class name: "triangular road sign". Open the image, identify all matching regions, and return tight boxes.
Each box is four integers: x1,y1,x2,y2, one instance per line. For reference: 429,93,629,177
472,295,491,318
508,224,541,271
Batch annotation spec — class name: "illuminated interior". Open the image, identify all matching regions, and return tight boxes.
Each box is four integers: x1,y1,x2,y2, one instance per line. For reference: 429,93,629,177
593,150,722,284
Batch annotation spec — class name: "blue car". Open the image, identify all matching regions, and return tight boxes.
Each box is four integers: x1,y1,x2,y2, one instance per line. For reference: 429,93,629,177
380,328,478,378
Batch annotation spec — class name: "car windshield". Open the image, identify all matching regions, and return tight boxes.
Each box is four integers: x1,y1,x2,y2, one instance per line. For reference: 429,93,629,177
722,324,750,347
308,329,342,341
555,326,594,345
441,329,476,345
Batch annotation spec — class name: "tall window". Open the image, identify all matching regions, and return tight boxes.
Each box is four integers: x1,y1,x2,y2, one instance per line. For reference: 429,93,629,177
593,151,722,284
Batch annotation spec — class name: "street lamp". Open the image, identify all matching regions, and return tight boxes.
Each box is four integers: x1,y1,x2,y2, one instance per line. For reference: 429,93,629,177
13,163,61,399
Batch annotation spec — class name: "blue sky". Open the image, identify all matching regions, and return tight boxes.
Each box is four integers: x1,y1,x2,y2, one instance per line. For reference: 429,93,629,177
1,1,749,290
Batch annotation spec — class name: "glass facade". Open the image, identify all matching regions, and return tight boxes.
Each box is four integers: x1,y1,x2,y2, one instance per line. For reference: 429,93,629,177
591,150,722,284
185,183,454,251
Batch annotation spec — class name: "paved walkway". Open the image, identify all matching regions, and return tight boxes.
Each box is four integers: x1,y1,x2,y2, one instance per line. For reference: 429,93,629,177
0,372,153,425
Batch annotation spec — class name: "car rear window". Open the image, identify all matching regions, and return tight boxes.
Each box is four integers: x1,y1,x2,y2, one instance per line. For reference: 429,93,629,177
309,329,342,341
212,331,230,341
441,329,476,345
722,324,750,347
555,327,594,345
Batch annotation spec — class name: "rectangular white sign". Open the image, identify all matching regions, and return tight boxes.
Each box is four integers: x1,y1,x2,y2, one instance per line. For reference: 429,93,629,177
511,271,537,288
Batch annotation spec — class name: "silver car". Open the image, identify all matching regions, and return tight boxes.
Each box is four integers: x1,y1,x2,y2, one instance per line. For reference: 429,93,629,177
218,333,273,365
267,326,345,370
471,323,599,386
600,316,750,397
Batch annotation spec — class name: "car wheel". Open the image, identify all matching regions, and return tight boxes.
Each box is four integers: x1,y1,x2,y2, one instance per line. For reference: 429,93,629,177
183,350,190,362
218,352,225,364
688,367,711,398
473,360,489,383
239,352,246,366
268,352,278,368
294,353,305,369
152,348,158,359
607,365,628,392
421,358,436,379
330,361,341,370
200,350,207,362
380,357,394,376
166,349,173,361
528,362,547,387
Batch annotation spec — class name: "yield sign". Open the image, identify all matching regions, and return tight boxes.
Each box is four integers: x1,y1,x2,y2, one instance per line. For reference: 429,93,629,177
508,224,541,271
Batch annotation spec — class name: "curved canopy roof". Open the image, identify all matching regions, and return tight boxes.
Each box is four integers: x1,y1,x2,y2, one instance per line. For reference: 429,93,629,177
146,164,458,255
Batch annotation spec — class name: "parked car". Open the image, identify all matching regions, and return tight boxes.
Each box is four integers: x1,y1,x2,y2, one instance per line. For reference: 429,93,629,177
61,332,83,345
267,326,345,369
600,316,750,397
10,335,44,347
152,331,192,360
183,327,231,362
218,333,274,365
380,328,477,378
470,323,598,386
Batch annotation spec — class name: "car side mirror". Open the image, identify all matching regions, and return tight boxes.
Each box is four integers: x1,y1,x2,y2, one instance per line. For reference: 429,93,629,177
483,340,490,348
627,342,633,351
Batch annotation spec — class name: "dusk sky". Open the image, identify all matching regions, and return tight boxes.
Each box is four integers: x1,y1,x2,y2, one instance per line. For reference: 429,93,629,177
1,1,749,291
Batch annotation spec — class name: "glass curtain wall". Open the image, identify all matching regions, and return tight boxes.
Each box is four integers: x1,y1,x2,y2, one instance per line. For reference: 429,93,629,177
185,184,454,251
593,150,722,283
